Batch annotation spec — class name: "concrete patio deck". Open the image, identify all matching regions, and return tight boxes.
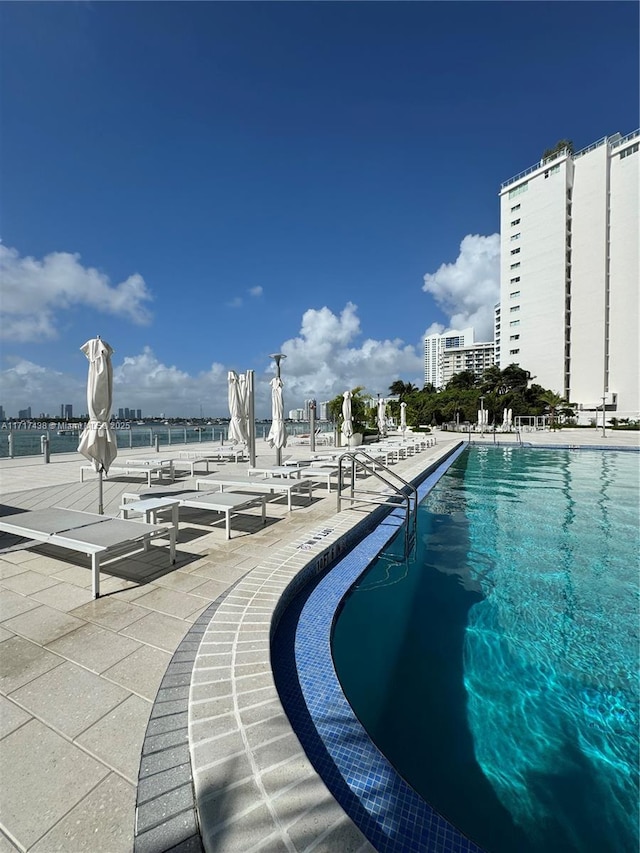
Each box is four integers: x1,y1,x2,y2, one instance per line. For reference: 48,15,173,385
0,428,636,852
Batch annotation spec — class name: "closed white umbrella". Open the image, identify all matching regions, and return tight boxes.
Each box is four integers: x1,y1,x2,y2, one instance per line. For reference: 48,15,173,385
267,376,287,461
77,337,117,514
341,390,353,445
227,371,248,445
400,402,407,434
377,398,387,437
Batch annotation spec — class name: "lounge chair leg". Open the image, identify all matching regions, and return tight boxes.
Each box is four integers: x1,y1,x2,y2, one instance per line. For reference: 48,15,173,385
92,554,100,599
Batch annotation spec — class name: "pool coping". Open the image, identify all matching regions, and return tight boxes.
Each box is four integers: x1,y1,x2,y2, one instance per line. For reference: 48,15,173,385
135,440,637,852
184,442,462,852
277,442,486,853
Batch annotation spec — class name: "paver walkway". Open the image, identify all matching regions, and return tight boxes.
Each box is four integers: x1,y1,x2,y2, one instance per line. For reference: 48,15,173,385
0,428,636,852
0,435,455,852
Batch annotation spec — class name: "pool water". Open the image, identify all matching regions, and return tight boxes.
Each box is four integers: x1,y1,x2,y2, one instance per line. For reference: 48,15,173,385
332,447,639,853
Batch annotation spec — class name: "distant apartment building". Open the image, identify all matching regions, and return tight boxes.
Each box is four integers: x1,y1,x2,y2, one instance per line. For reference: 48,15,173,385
424,327,494,388
0,405,4,421
288,409,305,421
318,401,330,421
440,341,495,388
18,407,31,419
117,407,141,420
498,130,639,420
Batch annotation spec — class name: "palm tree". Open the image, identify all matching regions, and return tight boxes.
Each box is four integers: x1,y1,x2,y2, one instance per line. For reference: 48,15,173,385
446,371,478,391
388,380,418,400
539,390,567,430
480,365,504,395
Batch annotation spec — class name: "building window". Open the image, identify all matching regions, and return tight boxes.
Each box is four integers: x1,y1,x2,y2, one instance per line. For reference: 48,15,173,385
544,164,560,178
510,233,521,241
510,203,521,212
510,218,521,227
510,289,520,297
508,182,529,199
510,305,520,312
510,320,520,327
509,348,520,355
510,277,520,285
510,262,521,269
620,142,639,159
510,334,520,341
510,247,521,255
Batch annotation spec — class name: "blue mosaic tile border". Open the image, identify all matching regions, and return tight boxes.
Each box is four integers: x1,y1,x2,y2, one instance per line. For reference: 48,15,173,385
276,443,486,853
470,439,639,452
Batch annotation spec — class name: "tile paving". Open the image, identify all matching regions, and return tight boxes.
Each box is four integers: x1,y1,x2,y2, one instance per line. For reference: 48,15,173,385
1,429,637,852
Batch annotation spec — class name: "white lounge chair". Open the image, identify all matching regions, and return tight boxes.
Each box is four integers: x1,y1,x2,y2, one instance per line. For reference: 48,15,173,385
0,507,175,598
121,490,266,540
298,466,340,493
247,465,302,479
80,459,175,487
195,474,312,511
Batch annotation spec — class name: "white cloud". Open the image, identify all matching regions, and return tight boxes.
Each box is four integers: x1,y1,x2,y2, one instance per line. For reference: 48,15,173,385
422,234,500,341
0,304,427,418
0,235,501,420
0,243,153,342
226,297,243,309
276,303,424,404
0,358,85,416
424,321,445,337
113,347,229,414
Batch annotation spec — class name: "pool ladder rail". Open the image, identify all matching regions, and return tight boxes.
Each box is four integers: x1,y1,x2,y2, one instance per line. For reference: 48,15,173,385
467,426,524,446
335,450,418,559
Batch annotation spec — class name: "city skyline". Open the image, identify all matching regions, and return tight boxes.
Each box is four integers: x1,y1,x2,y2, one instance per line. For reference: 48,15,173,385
1,3,637,418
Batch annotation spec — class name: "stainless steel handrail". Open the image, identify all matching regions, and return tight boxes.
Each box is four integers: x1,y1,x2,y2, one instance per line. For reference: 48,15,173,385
335,450,418,559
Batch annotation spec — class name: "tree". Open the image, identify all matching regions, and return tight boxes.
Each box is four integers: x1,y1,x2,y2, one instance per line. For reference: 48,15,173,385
327,386,370,435
539,390,567,430
542,139,574,161
446,371,478,391
500,364,531,394
388,380,418,400
480,365,504,395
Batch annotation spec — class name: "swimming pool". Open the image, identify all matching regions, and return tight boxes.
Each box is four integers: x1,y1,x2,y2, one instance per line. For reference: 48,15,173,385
332,447,639,852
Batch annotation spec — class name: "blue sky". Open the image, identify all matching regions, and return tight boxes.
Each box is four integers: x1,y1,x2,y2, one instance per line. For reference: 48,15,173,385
1,1,638,418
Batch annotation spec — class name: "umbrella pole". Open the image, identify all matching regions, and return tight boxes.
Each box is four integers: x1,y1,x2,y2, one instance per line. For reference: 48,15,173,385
98,470,104,515
310,401,316,454
247,370,256,468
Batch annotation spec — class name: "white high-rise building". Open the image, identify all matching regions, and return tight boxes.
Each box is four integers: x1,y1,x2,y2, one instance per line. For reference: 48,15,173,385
498,130,639,420
440,341,495,388
424,327,474,388
424,327,494,388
